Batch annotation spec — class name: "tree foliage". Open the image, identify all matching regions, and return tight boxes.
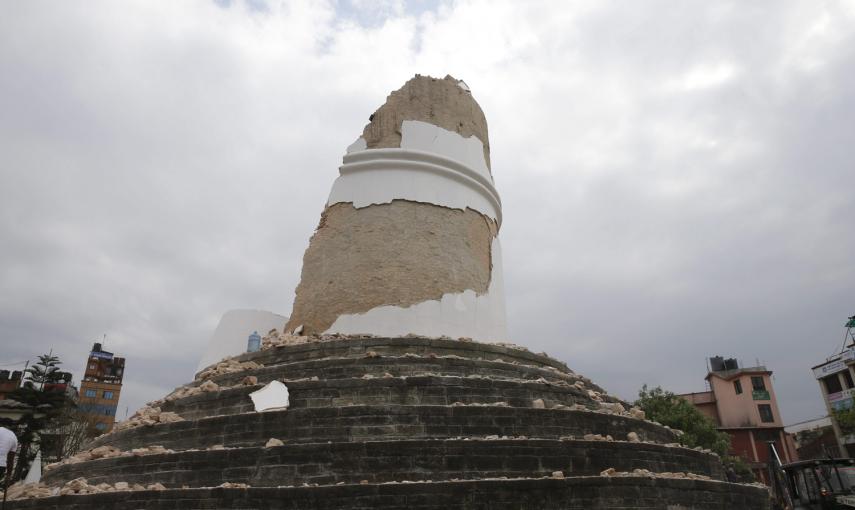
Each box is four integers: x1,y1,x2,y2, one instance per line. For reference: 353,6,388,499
635,385,730,455
833,406,855,436
4,353,82,482
635,385,754,482
25,354,62,389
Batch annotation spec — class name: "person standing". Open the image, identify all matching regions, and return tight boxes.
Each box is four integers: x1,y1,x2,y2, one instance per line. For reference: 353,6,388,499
0,426,17,482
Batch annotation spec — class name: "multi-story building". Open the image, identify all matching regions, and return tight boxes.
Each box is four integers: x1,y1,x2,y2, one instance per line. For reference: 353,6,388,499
785,417,839,460
0,370,23,400
812,343,855,457
680,356,798,484
78,342,125,434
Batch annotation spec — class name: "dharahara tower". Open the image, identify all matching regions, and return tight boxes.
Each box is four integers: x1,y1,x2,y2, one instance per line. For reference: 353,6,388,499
4,75,769,509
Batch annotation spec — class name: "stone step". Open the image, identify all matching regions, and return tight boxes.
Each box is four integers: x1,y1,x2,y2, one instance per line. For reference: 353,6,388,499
189,354,590,392
159,375,606,421
42,438,724,489
216,337,572,377
5,477,770,509
85,405,676,453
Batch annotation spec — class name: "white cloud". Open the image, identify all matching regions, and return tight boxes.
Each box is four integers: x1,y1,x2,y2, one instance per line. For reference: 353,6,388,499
1,0,853,425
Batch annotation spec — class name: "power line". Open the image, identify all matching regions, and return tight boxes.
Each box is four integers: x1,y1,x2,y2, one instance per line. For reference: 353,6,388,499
0,360,28,367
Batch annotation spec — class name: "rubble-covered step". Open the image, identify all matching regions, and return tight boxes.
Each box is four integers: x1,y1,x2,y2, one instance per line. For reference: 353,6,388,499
86,405,677,453
213,337,571,377
5,477,770,510
42,439,725,489
191,354,586,391
161,376,607,420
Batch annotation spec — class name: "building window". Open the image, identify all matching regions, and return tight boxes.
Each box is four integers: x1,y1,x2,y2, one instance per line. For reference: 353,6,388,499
88,364,96,370
843,371,855,390
84,389,97,398
103,391,114,399
751,376,766,392
824,373,844,394
758,404,774,423
104,408,114,416
734,380,743,394
95,422,107,431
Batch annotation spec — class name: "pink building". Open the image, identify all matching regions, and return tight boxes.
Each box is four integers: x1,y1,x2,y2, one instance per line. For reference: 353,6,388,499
680,356,798,484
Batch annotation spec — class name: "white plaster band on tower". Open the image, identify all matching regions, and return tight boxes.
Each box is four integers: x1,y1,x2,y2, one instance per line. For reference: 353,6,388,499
328,120,502,225
322,237,507,342
329,149,502,225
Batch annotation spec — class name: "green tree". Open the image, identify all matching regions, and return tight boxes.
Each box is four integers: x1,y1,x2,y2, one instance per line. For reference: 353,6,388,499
636,385,730,455
635,385,754,482
25,353,63,390
5,353,76,482
833,406,855,436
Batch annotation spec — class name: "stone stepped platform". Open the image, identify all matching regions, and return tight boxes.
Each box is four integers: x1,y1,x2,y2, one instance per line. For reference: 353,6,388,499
42,439,725,489
220,337,574,375
159,375,606,421
85,405,679,452
5,336,769,509
191,354,581,389
6,477,770,509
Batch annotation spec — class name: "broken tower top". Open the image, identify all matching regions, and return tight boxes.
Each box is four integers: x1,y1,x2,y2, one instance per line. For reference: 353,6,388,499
360,74,491,170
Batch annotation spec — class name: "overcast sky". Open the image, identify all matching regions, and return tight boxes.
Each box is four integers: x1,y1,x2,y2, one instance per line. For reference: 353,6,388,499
1,0,853,425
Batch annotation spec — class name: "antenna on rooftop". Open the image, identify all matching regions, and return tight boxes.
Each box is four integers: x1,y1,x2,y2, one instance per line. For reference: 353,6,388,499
839,315,855,354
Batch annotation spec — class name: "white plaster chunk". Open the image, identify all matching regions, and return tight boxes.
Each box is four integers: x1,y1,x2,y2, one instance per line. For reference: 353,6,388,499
249,381,290,412
399,120,489,179
23,450,41,484
323,238,507,342
327,121,501,224
346,137,367,154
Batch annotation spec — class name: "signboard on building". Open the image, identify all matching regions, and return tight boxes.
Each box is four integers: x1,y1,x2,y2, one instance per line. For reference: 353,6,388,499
828,388,855,402
829,389,855,411
832,398,854,411
752,390,771,401
814,349,855,379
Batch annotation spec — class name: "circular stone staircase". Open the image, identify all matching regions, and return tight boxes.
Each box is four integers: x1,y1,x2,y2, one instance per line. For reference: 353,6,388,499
6,335,770,509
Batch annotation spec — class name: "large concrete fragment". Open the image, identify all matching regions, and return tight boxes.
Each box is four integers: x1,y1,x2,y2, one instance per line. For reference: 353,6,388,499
286,74,507,341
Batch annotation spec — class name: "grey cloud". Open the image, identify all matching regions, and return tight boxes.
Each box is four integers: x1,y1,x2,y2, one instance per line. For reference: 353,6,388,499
0,0,852,425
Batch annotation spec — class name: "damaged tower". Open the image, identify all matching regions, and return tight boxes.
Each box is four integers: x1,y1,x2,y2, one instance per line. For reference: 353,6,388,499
286,75,506,341
5,76,769,509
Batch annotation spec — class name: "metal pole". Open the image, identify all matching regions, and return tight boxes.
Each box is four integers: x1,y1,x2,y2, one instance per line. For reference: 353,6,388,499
2,459,9,510
18,361,28,389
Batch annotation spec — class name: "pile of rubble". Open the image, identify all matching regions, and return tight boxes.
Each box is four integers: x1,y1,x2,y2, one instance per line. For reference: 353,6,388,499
114,405,184,431
261,329,312,349
3,478,167,501
527,396,647,422
45,445,175,471
196,359,262,381
165,381,221,401
449,401,510,407
599,468,713,481
2,482,58,500
218,482,251,488
44,445,123,470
